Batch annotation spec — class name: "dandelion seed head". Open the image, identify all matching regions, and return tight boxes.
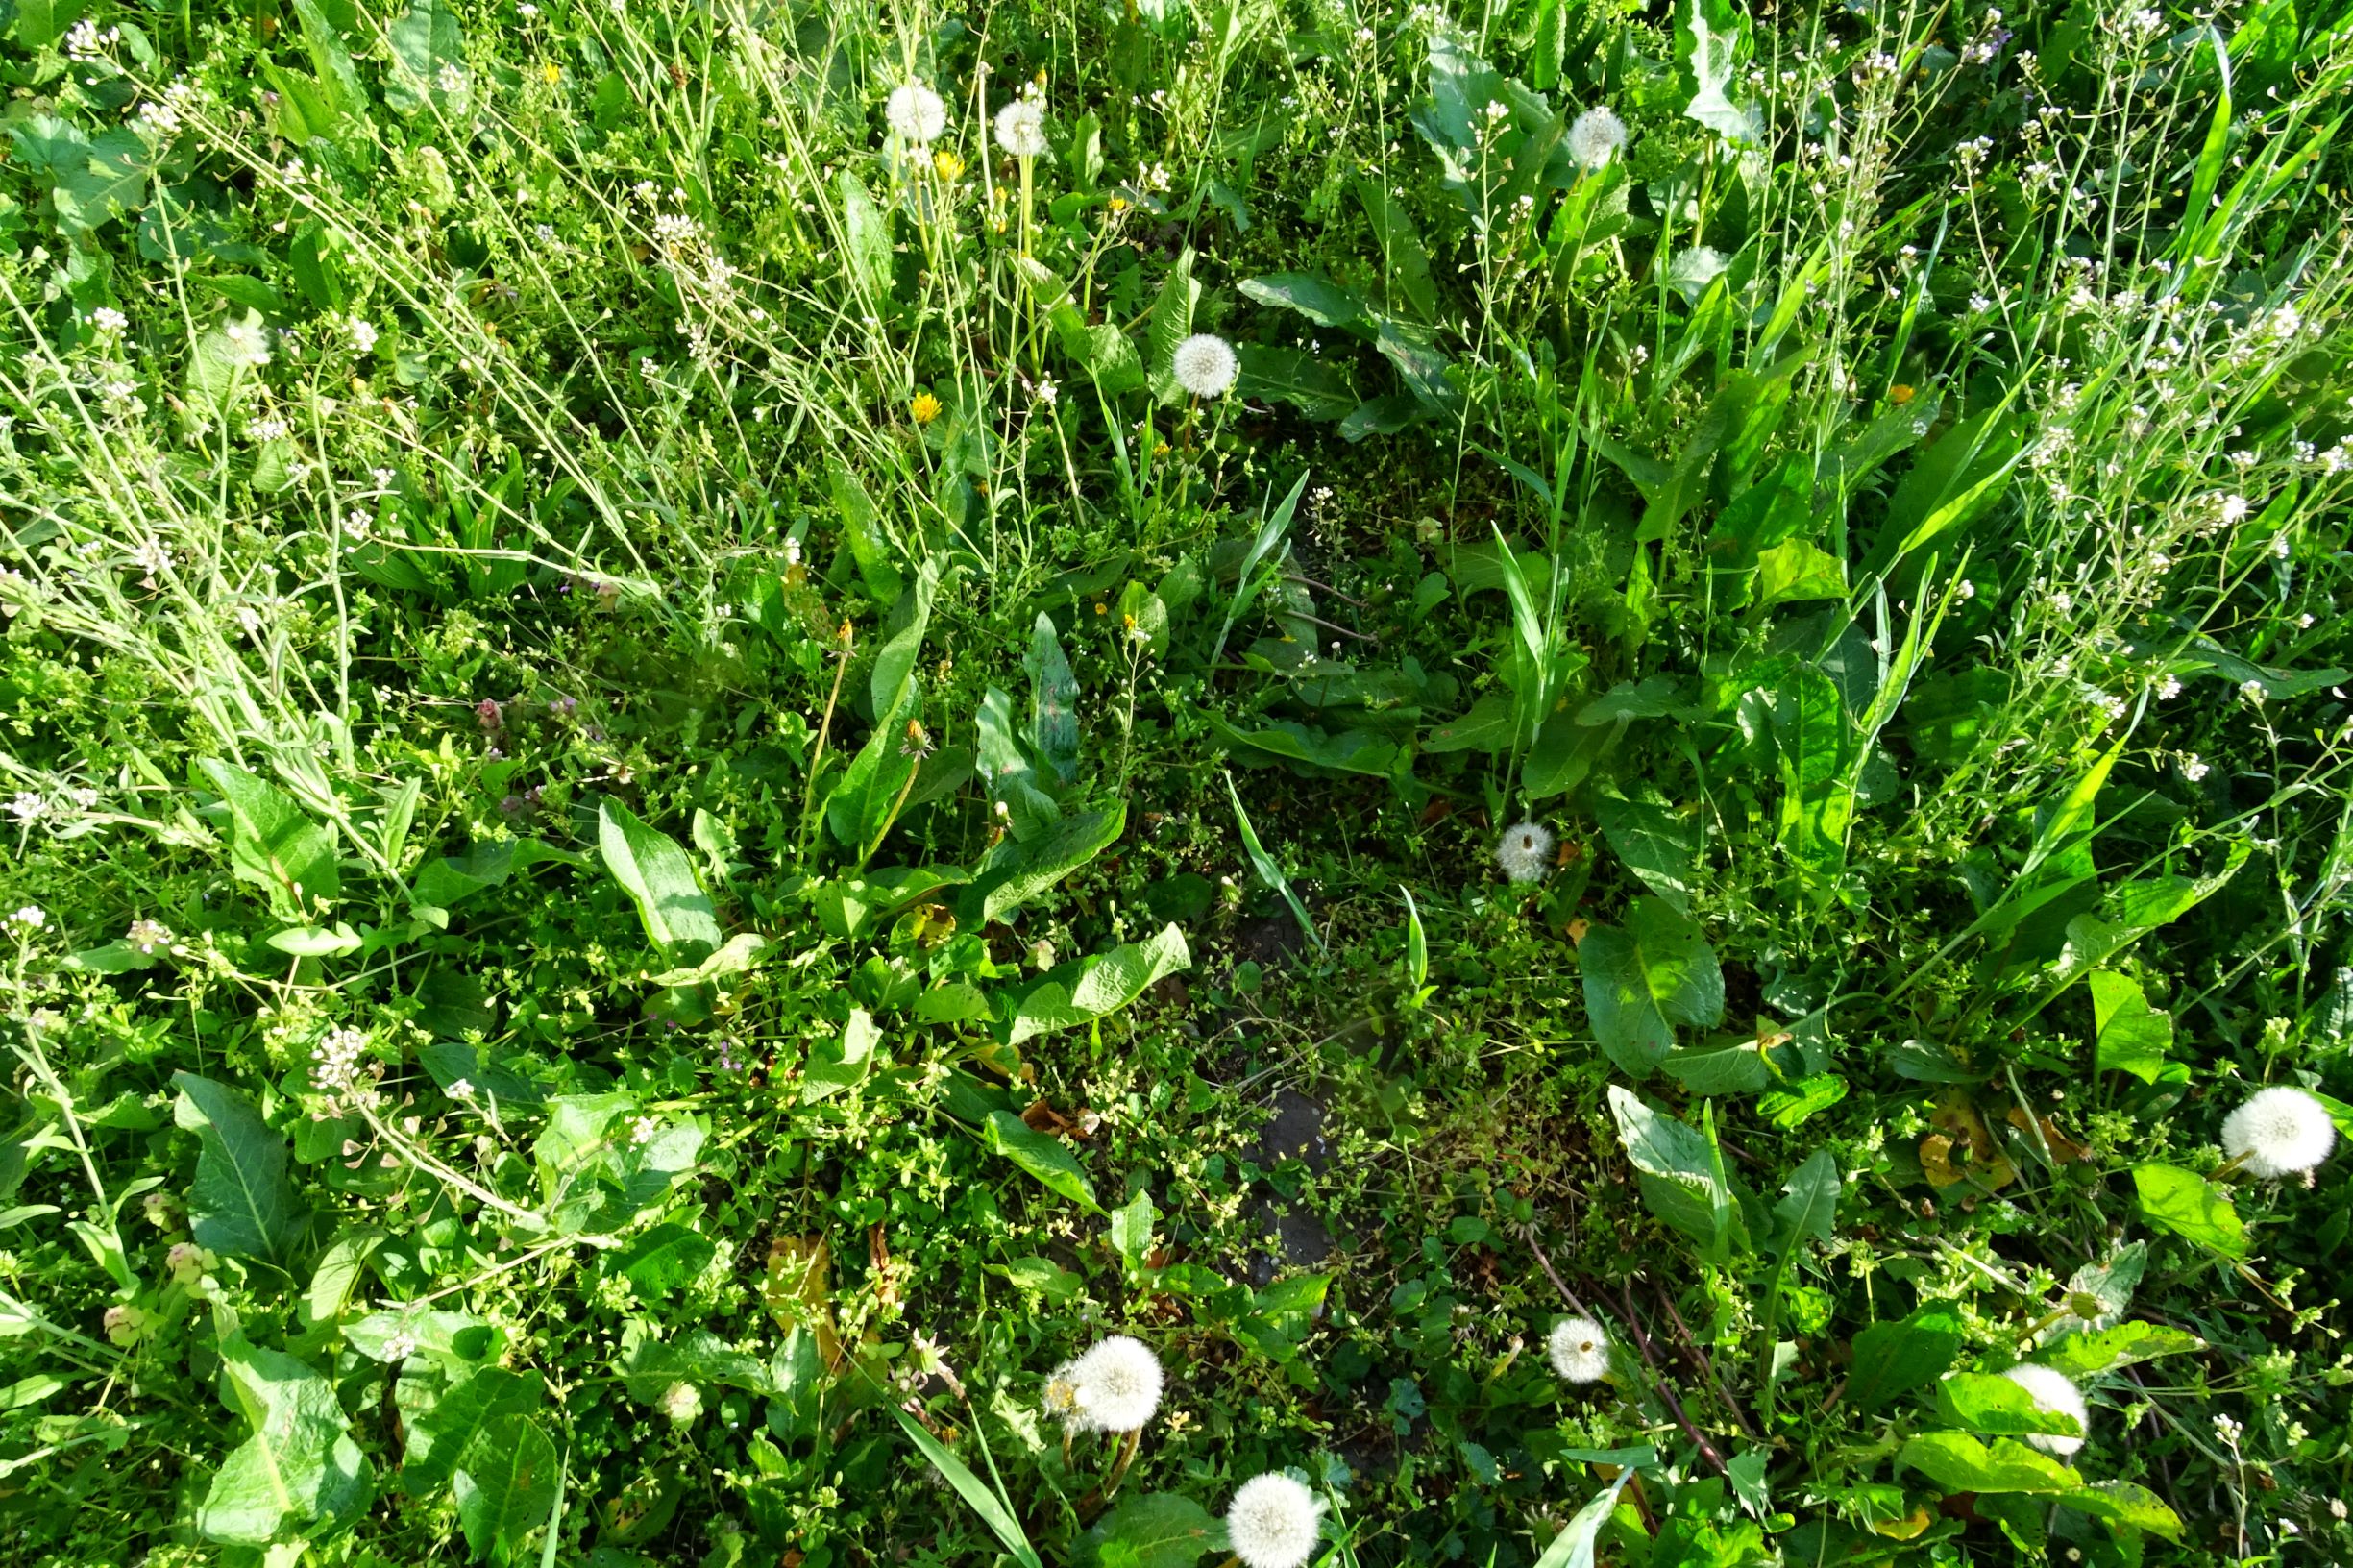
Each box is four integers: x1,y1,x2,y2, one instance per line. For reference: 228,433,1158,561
1547,1316,1610,1382
1567,107,1628,170
1065,1335,1162,1432
1171,332,1238,398
886,82,949,143
994,96,1050,159
1495,821,1555,885
2000,1363,2089,1457
1226,1473,1325,1568
2222,1086,2336,1178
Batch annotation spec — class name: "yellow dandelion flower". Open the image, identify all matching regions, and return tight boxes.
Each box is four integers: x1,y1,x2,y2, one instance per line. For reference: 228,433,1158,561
911,392,943,425
933,148,965,182
541,61,561,85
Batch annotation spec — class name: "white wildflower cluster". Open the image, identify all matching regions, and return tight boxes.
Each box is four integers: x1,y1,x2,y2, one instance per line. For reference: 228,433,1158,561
248,415,291,443
6,905,44,930
9,792,46,823
885,81,949,144
2221,1086,2336,1179
127,919,174,954
651,210,705,257
994,86,1050,159
89,306,128,335
312,1027,375,1101
1171,333,1238,398
1547,1316,1611,1383
349,317,380,354
1495,821,1555,885
65,17,120,59
1043,1335,1163,1433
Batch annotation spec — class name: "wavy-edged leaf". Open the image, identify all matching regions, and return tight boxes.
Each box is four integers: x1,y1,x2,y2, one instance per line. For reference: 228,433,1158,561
173,1072,304,1264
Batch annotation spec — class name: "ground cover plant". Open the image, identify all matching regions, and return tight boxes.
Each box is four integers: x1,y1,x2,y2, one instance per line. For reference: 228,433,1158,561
2,0,2352,1559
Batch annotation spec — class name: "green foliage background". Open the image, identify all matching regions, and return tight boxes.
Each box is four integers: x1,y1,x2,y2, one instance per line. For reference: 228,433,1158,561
2,0,2351,1561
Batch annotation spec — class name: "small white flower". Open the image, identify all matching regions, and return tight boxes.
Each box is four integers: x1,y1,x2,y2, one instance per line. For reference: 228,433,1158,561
2240,679,2267,704
8,792,46,823
8,906,45,929
350,318,380,354
127,919,172,952
381,1330,419,1361
2000,1363,2089,1457
2217,494,2250,525
631,1115,659,1144
886,82,949,143
1495,821,1555,885
1547,1316,1610,1383
2182,755,2210,783
1171,332,1238,398
1567,107,1628,170
1957,579,1975,600
1066,1335,1163,1432
2222,1086,2336,1178
994,97,1050,159
1226,1473,1325,1568
90,306,128,334
447,1078,475,1099
2158,674,2182,699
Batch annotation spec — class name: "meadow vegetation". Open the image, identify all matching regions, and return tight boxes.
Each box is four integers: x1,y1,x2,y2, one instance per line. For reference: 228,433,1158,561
2,0,2352,1560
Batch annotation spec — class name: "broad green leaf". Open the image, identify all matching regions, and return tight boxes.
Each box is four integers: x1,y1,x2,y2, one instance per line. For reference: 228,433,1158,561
1239,271,1365,328
2132,1164,2245,1256
385,0,467,115
985,1111,1100,1213
646,932,769,988
2056,1481,2184,1540
803,1009,881,1103
1871,405,2022,575
830,465,903,604
1424,691,1520,754
609,1223,716,1300
837,168,892,304
1607,1086,1743,1257
1236,344,1356,421
454,1411,558,1564
173,1072,304,1264
290,0,369,126
1025,613,1080,784
200,758,340,917
1148,249,1202,404
411,838,585,912
1772,666,1854,892
301,1228,385,1338
993,1256,1084,1300
1532,1467,1637,1568
1083,1491,1216,1568
1581,897,1725,1077
1772,1149,1840,1255
827,558,941,850
1758,1072,1848,1127
266,922,362,958
7,115,148,236
402,1367,544,1495
1596,792,1698,915
1004,924,1190,1044
1110,1188,1159,1277
1675,0,1757,141
2090,971,2173,1083
1934,1372,2082,1441
1659,1038,1773,1094
1848,1306,1964,1411
1754,539,1847,607
597,799,724,967
966,804,1126,925
1209,716,1403,778
199,1335,373,1545
1899,1432,2080,1495
2042,1320,2201,1378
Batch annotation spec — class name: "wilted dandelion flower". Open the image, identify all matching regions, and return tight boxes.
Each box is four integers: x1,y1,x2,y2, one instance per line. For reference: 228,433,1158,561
886,82,948,143
1567,107,1628,169
1171,332,1239,398
1226,1473,1325,1568
2000,1363,2089,1457
1547,1316,1610,1383
1495,821,1555,884
1042,1358,1085,1425
994,96,1050,158
1066,1335,1163,1432
2222,1085,2336,1178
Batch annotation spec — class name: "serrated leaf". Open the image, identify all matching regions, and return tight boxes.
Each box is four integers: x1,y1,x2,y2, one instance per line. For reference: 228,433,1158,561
1606,1086,1743,1257
2055,1481,2183,1540
200,758,340,917
1897,1432,2080,1495
2040,1321,2201,1378
1148,250,1202,404
1239,271,1364,328
1084,1492,1216,1568
403,1368,545,1495
1026,613,1080,784
199,1335,373,1545
173,1072,304,1265
2132,1164,2245,1256
609,1223,717,1301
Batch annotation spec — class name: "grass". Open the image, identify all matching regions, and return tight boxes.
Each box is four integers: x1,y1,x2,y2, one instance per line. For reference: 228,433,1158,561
3,0,2352,1562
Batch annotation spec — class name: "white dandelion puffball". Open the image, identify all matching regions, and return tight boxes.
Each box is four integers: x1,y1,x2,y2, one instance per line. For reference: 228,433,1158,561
1547,1316,1610,1384
1172,332,1239,398
1069,1335,1163,1432
1567,107,1628,170
994,97,1050,159
885,82,948,143
2000,1363,2089,1458
2222,1086,2337,1178
1226,1473,1325,1568
1496,820,1555,884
